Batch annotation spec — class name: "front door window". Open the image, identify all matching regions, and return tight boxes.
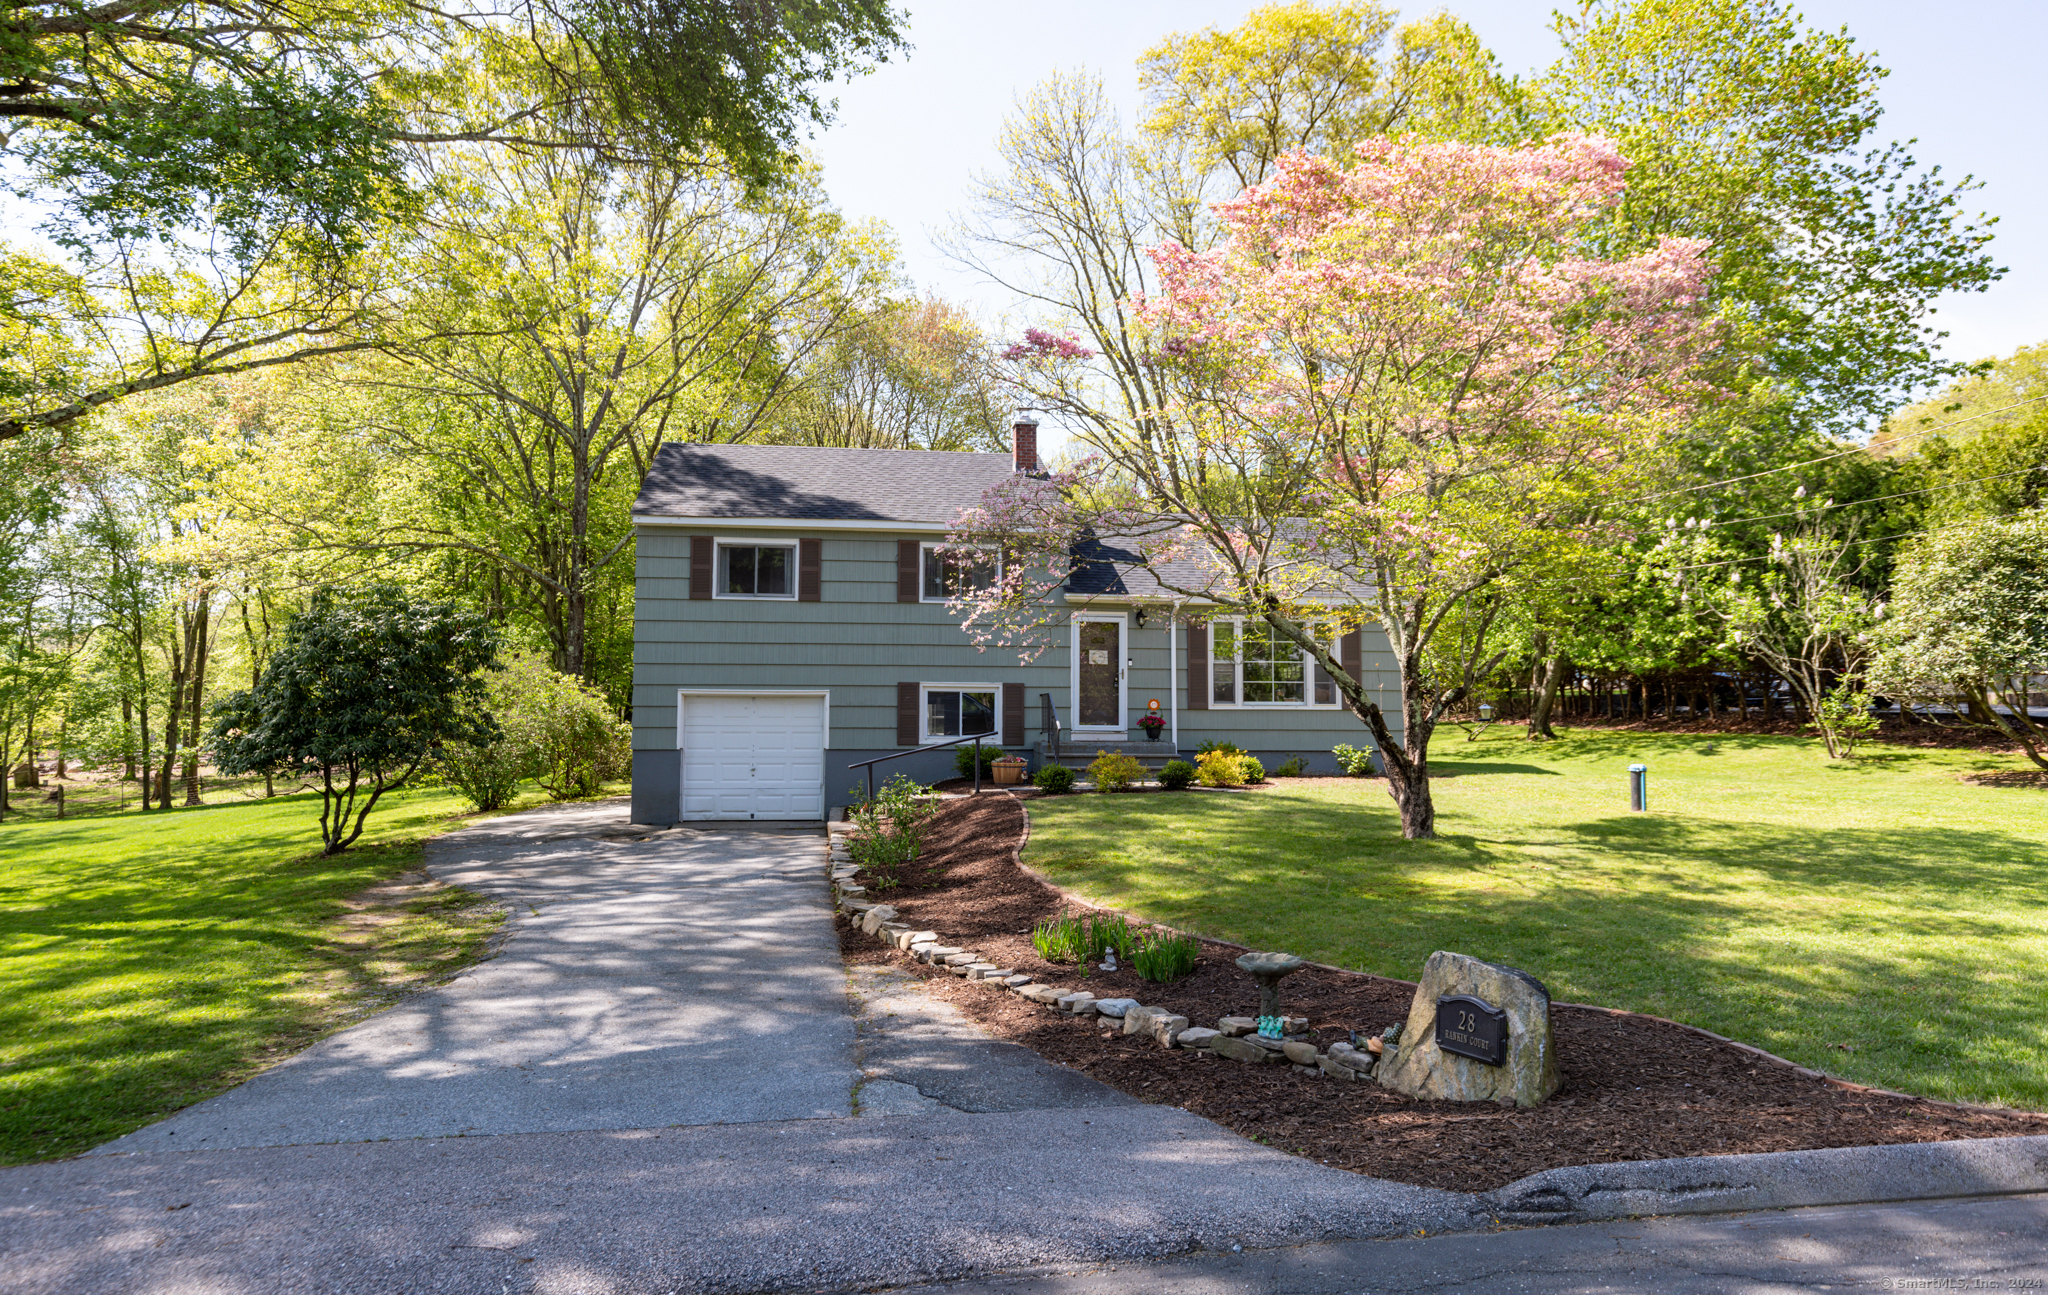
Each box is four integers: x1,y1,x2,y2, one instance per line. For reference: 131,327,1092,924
1077,620,1121,727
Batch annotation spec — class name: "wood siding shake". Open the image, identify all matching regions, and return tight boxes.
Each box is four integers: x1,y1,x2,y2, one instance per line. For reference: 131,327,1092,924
1186,617,1208,711
798,538,822,602
1002,682,1023,746
897,681,920,746
689,536,713,600
897,540,921,602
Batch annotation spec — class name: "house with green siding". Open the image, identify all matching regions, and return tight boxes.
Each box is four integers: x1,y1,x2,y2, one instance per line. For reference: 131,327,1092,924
629,422,1402,823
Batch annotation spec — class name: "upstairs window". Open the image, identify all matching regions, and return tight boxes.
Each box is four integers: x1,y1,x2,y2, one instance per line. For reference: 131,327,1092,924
922,544,999,601
719,543,794,598
1210,619,1334,707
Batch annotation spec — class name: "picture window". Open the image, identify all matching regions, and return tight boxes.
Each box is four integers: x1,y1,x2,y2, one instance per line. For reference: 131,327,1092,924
1209,619,1333,707
923,685,997,740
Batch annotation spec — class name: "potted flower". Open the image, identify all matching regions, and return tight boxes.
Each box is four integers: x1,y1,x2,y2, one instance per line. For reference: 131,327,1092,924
1137,713,1166,742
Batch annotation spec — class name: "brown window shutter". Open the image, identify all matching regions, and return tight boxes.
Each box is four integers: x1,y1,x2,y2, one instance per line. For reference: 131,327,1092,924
690,535,713,600
1341,628,1363,683
897,681,920,746
798,538,822,601
1002,682,1023,746
897,540,921,602
1186,617,1208,711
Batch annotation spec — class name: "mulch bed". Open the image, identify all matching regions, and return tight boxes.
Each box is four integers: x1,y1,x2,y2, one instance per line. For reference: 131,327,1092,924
837,794,2048,1193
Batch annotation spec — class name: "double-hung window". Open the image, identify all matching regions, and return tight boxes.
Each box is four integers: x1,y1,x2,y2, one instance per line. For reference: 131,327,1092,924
921,544,999,601
923,684,997,741
1210,619,1335,707
718,542,795,598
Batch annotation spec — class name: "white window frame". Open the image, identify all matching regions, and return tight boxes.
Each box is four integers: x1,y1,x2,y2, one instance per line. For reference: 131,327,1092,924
1207,617,1341,709
919,542,1002,604
711,535,800,600
919,682,1001,743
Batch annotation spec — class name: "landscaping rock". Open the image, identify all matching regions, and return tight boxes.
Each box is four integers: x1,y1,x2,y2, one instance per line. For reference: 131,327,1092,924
1293,1063,1320,1076
1122,1005,1163,1037
896,930,938,951
975,967,1015,981
1002,974,1034,988
1093,998,1137,1018
1318,1055,1362,1081
1244,1033,1287,1053
839,887,868,902
1176,1027,1220,1049
1211,1035,1282,1064
919,946,963,964
1056,992,1095,1013
942,952,981,967
1282,1040,1322,1066
963,962,1000,978
1021,985,1064,1005
1377,949,1561,1108
1217,1016,1257,1037
1149,1013,1190,1048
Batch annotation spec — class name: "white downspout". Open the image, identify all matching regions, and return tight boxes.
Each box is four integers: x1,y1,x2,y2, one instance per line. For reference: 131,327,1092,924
1169,599,1184,753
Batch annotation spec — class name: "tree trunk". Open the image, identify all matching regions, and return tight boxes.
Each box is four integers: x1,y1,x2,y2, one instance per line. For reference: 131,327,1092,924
183,597,210,805
1350,648,1438,839
1528,650,1566,740
158,631,185,811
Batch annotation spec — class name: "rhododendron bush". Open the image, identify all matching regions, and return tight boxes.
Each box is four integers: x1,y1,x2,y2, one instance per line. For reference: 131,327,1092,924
955,133,1717,839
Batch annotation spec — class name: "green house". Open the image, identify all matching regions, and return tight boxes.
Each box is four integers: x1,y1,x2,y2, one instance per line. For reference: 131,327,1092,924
630,422,1402,823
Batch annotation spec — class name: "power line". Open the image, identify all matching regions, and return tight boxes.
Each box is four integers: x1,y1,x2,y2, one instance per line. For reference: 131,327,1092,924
1622,392,2048,506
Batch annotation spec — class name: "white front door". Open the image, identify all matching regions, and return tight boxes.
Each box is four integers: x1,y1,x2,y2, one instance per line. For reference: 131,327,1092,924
679,693,826,820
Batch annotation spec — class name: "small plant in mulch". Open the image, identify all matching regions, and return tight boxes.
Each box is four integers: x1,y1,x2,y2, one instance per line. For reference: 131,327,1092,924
1331,743,1376,776
1158,759,1196,790
1032,911,1137,964
1032,764,1077,794
1269,755,1309,778
1132,930,1199,981
847,772,936,884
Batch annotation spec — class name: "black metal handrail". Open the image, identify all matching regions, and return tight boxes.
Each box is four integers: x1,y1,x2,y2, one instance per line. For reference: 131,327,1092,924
1040,692,1061,760
846,733,994,800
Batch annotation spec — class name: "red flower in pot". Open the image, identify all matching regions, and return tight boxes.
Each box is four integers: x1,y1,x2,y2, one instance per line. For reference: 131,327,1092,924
1137,713,1166,740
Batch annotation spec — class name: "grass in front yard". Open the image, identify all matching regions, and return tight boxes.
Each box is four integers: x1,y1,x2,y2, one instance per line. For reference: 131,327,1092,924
0,786,517,1163
1023,730,2048,1109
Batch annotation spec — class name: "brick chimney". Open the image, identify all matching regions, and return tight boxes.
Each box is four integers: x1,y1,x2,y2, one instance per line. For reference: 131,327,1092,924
1012,418,1039,474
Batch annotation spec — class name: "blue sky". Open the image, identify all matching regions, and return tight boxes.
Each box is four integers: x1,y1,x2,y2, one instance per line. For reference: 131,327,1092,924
809,1,2041,426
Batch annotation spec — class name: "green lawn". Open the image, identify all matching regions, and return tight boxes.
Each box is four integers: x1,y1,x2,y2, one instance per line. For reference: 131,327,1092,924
1024,730,2048,1109
0,786,527,1163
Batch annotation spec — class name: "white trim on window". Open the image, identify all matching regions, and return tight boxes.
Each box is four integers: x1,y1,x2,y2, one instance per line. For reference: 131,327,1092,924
710,538,800,600
919,682,1001,743
918,542,1002,603
1206,617,1342,709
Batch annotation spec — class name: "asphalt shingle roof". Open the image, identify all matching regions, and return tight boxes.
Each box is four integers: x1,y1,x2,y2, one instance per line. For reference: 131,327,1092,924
633,443,1017,523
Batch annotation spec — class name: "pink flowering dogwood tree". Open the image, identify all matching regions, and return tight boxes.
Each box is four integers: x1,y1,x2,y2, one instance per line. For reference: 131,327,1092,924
954,133,1715,838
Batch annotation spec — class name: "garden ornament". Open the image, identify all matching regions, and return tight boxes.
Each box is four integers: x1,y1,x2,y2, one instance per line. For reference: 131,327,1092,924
1236,950,1306,1038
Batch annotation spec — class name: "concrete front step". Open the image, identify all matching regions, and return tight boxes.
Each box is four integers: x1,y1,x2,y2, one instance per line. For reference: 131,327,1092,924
1045,743,1189,770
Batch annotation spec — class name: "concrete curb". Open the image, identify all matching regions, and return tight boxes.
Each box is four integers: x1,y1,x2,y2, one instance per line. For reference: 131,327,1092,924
1482,1133,2048,1224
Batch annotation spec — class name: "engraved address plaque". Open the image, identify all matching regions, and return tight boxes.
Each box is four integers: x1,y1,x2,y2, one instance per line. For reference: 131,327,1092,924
1435,993,1508,1066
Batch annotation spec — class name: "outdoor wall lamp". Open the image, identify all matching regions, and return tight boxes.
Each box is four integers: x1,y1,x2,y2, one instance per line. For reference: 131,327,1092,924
1133,607,1149,628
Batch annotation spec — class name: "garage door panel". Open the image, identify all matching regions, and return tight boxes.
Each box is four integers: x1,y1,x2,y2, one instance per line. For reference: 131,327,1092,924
679,693,825,821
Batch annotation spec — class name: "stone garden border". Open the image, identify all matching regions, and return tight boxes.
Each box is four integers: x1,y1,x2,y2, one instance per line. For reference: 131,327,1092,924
829,794,2048,1224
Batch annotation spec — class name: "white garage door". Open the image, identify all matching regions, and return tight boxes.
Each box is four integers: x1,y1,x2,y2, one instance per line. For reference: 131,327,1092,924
679,693,826,821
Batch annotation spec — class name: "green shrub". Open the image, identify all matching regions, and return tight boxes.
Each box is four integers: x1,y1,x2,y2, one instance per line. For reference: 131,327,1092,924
1087,749,1144,792
846,772,935,883
953,742,999,780
1196,748,1247,787
1158,759,1196,790
1032,764,1076,794
1271,755,1307,778
1133,931,1199,981
1240,755,1265,784
1331,743,1377,776
439,652,628,810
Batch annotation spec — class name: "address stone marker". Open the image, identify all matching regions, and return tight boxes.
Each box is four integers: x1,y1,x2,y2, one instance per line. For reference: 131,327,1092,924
1376,950,1561,1107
